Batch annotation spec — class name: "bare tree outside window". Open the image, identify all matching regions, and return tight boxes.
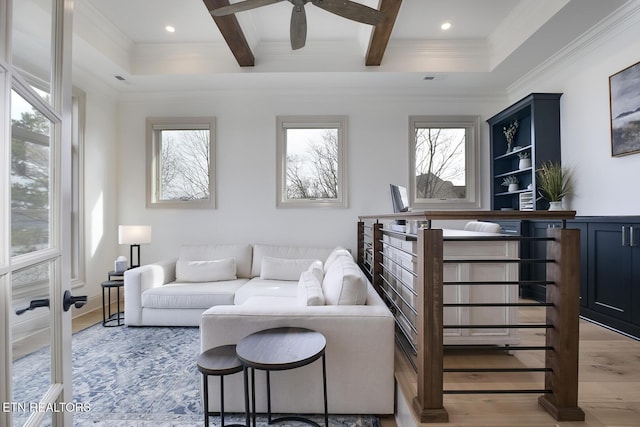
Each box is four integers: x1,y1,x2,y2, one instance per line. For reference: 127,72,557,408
409,116,480,209
414,127,466,199
277,116,347,208
159,129,210,201
285,128,338,199
147,117,215,209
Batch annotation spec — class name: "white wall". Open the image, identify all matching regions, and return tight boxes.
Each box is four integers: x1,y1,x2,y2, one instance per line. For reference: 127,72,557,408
508,2,640,215
115,89,504,262
72,70,120,307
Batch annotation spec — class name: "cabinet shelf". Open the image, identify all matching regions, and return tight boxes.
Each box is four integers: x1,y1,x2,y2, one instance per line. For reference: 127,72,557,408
488,93,562,211
495,167,532,179
494,145,532,161
495,189,531,197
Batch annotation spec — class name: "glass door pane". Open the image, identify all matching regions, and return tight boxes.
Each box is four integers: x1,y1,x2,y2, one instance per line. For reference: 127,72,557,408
11,90,52,256
11,262,53,426
12,0,53,101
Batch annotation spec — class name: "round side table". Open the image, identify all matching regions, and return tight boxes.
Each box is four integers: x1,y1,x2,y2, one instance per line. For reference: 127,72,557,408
236,327,328,427
197,345,245,427
101,280,124,327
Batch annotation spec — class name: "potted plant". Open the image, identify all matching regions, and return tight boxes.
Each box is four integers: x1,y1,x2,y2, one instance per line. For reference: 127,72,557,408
537,161,574,210
517,151,531,169
501,175,519,193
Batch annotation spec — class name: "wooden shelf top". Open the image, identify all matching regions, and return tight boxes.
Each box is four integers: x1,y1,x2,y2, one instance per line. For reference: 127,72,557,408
358,210,576,221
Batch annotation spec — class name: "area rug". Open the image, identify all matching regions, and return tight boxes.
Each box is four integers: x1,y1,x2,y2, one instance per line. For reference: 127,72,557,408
12,324,380,427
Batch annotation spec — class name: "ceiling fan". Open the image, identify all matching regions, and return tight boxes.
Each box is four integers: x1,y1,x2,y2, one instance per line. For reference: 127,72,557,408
210,0,385,50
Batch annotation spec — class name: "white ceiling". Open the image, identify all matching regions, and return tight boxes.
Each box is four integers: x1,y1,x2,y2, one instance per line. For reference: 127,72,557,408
18,0,631,93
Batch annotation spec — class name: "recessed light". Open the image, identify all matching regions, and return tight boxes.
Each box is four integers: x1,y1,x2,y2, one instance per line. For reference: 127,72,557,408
165,25,176,33
441,22,451,31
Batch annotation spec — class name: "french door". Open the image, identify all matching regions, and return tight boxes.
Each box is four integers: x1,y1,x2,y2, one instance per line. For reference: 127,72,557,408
1,0,75,426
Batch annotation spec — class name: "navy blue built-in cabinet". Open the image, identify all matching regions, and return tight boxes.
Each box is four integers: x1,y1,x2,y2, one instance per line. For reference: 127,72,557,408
583,219,640,339
488,93,562,211
496,217,640,340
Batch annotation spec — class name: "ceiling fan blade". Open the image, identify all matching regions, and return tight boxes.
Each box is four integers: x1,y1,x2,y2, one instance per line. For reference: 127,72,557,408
312,0,384,25
290,4,307,50
210,0,284,16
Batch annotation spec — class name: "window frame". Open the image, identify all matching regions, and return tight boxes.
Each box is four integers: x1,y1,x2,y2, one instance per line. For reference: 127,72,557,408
276,115,348,208
409,115,481,210
146,117,216,209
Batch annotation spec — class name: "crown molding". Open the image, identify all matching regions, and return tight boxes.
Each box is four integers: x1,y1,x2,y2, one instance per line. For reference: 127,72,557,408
508,0,640,95
74,0,133,71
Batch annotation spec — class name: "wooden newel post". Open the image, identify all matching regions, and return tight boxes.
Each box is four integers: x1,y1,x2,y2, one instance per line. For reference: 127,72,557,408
538,227,585,421
413,228,449,423
372,222,384,293
357,221,365,267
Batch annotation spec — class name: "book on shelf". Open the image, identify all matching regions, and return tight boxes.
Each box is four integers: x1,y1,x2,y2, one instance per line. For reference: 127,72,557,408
519,191,534,211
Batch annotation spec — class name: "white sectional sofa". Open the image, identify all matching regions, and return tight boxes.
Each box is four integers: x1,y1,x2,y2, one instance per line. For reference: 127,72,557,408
123,243,395,415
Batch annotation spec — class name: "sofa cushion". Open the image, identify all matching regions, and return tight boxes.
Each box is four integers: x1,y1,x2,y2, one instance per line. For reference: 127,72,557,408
322,257,367,305
141,279,248,309
260,257,322,281
297,270,325,306
324,246,353,274
251,244,333,278
175,258,236,282
179,244,253,278
234,279,298,305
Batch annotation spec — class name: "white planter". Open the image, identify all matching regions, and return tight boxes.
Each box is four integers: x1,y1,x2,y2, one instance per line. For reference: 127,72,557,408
518,158,531,169
548,201,563,210
508,183,518,192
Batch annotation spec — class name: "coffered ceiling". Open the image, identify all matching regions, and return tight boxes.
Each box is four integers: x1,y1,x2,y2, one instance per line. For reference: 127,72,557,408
16,0,630,93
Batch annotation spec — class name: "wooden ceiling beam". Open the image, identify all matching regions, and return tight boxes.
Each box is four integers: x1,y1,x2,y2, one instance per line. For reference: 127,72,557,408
203,0,255,67
365,0,402,66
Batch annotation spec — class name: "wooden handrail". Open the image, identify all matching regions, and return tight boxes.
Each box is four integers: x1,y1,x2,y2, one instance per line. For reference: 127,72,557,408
358,210,576,221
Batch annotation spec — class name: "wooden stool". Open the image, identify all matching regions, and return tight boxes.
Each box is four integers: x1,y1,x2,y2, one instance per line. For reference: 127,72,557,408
197,345,244,427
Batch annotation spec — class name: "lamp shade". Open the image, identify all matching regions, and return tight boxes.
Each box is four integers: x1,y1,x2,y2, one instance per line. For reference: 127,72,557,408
118,225,152,245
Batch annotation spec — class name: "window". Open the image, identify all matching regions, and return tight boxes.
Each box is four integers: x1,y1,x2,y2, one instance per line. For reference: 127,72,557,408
146,117,215,208
409,116,480,209
10,88,52,256
71,88,86,286
276,116,347,208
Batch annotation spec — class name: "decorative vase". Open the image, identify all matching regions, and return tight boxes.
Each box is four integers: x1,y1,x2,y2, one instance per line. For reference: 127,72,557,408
548,201,563,211
518,158,531,169
506,141,513,153
508,183,518,192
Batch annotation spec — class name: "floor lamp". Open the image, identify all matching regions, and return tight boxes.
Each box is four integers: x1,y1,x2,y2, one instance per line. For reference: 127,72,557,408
118,225,152,269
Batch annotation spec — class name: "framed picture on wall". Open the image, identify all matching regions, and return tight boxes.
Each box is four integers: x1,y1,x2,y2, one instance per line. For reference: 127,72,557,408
609,60,640,157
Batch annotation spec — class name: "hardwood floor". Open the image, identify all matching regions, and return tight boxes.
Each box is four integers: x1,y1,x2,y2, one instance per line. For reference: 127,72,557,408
14,304,640,426
395,303,640,426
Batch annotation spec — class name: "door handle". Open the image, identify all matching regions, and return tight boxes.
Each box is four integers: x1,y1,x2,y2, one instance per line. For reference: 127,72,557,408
16,299,50,315
622,226,627,246
631,226,636,247
63,290,88,312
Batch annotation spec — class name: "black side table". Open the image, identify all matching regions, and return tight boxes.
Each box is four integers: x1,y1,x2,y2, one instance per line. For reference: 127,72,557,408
236,327,328,427
101,276,124,327
197,345,246,427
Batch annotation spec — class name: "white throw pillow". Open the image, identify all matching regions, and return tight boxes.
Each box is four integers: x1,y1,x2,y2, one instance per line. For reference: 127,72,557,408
324,246,353,274
322,256,367,305
175,258,237,282
297,270,325,306
260,257,322,281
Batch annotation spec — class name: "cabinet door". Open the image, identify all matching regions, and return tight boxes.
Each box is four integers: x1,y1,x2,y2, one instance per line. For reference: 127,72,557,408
588,223,632,322
632,227,640,326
